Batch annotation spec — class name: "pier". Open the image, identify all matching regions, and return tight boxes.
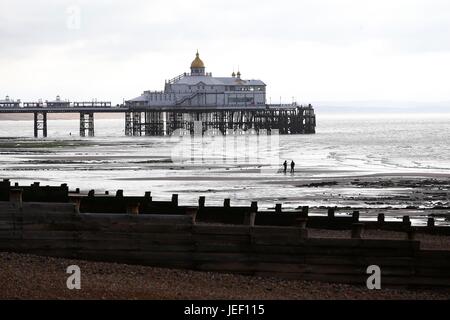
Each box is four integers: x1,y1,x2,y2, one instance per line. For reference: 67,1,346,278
0,101,121,138
0,103,316,138
0,52,318,137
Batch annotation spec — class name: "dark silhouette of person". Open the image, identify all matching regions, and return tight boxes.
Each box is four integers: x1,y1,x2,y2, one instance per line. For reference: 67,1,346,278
283,160,287,174
290,160,295,173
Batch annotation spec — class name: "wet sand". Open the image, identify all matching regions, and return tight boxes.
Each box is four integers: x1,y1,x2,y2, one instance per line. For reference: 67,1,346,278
0,134,449,224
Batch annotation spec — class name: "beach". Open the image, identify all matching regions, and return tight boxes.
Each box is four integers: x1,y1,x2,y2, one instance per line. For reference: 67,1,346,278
1,252,449,300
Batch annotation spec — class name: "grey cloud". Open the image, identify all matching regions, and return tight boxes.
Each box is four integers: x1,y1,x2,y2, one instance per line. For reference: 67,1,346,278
1,0,450,62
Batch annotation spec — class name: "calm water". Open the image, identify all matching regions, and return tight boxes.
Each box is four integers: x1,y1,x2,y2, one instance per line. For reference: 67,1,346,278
0,113,449,213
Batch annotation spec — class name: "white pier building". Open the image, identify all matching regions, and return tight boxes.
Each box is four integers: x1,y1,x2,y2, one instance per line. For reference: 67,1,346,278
127,52,267,108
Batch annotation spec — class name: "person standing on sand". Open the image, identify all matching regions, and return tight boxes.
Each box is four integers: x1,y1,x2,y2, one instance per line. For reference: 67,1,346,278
283,160,287,173
290,160,295,173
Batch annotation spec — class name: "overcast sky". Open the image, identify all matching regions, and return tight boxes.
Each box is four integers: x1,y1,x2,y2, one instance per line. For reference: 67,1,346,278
1,0,450,108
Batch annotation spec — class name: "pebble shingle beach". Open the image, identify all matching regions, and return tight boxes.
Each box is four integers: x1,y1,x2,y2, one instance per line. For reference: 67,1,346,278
1,252,449,300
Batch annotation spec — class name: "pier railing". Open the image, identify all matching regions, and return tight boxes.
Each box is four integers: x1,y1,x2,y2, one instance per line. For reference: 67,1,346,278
167,73,189,84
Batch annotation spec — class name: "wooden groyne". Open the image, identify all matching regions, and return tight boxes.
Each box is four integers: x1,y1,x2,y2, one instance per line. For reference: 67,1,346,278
1,181,450,288
1,179,449,235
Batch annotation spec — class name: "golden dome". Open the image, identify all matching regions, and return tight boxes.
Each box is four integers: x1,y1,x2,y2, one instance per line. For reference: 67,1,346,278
191,51,205,69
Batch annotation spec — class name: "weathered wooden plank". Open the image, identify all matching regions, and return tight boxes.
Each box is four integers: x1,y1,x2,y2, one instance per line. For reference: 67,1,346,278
193,261,255,274
0,231,21,239
193,224,252,235
22,202,76,214
192,252,252,263
304,256,415,267
78,231,193,243
21,230,79,240
0,239,79,250
76,249,195,266
78,213,192,224
193,234,251,245
74,222,193,233
77,241,195,252
305,238,420,250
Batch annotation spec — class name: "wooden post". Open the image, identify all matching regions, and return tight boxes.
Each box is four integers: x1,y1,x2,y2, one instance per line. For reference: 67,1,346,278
301,206,309,217
75,188,80,194
88,189,95,197
327,207,335,219
377,213,385,224
351,223,364,239
199,196,205,208
251,201,258,212
116,189,124,197
145,191,151,199
223,198,230,208
69,195,82,214
9,189,23,208
126,202,140,215
352,210,360,222
295,217,308,239
172,194,179,206
406,228,416,241
275,203,282,213
244,212,256,227
403,216,411,227
427,217,435,228
186,206,198,224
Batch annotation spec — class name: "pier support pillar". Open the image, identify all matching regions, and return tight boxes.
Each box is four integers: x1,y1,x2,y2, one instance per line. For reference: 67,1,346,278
143,111,165,136
132,112,142,136
80,113,94,137
125,112,133,136
33,112,47,138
